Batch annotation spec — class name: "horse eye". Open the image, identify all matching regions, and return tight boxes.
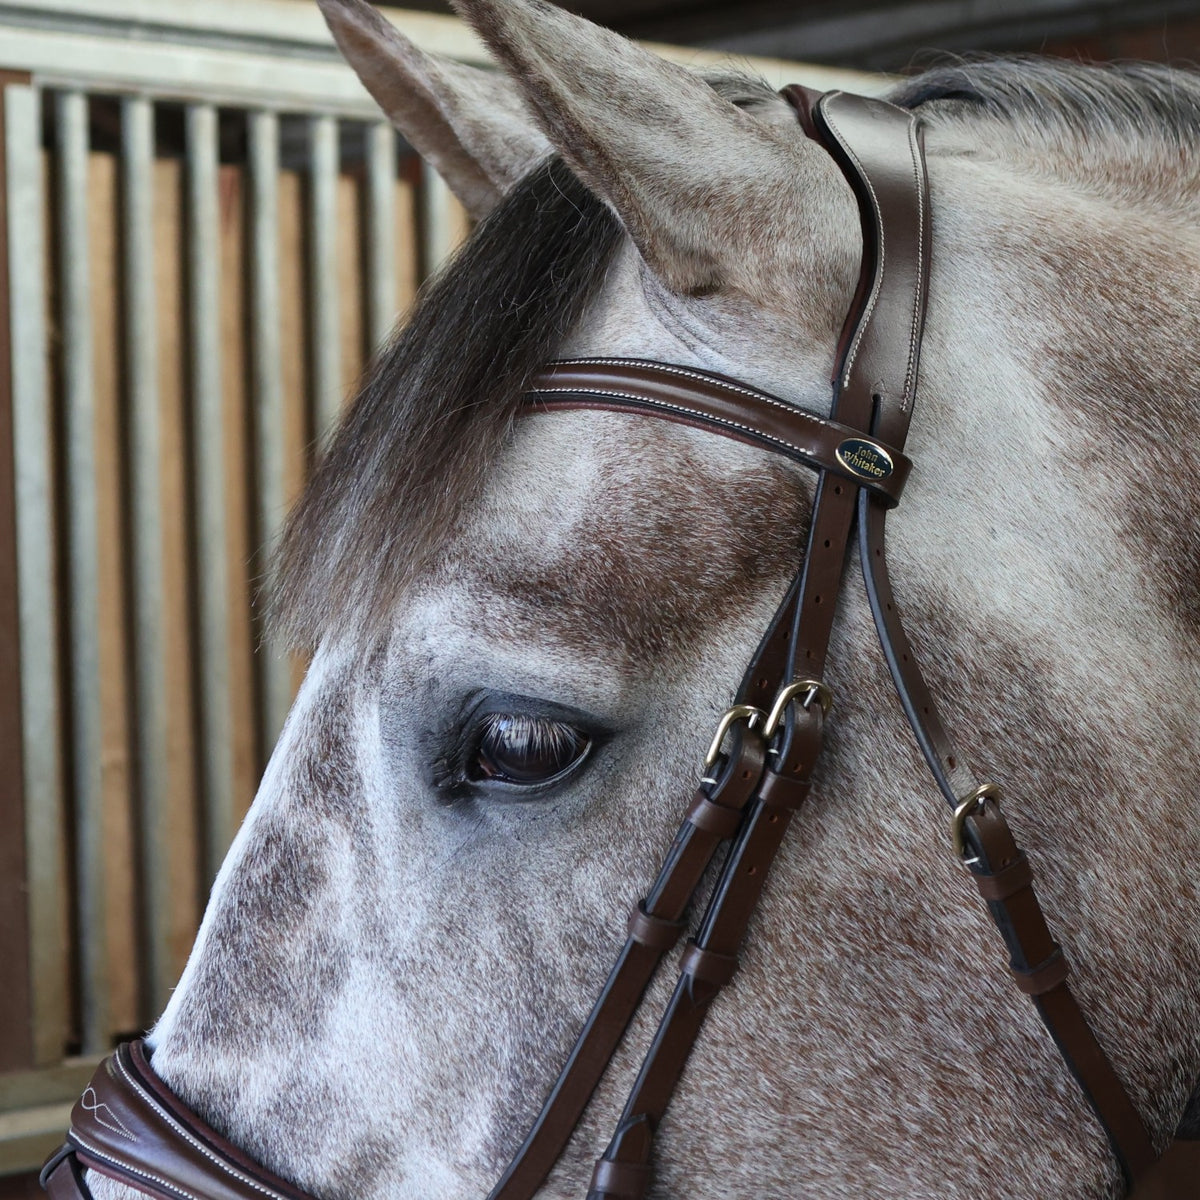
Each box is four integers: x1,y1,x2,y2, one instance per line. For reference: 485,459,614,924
471,713,592,786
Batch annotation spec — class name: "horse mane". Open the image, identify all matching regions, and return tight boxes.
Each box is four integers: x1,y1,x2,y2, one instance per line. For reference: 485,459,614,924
890,57,1200,202
891,57,1200,143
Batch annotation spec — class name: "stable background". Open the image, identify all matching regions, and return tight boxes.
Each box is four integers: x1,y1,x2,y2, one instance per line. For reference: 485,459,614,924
0,0,1196,1191
435,0,1200,67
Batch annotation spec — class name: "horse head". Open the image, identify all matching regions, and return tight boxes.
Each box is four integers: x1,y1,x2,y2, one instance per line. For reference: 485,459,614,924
81,1,1200,1196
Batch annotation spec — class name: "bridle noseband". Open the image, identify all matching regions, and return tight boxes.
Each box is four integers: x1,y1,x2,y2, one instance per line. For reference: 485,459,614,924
42,88,1197,1200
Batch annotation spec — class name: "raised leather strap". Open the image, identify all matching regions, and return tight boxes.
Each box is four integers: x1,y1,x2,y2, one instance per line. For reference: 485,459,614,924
486,717,772,1198
585,351,877,1200
41,1149,92,1200
588,1158,650,1198
528,359,911,505
589,714,825,1200
587,91,926,1200
44,1041,318,1200
967,803,1157,1183
683,791,745,837
677,941,741,987
626,903,685,952
811,92,930,433
1128,1138,1200,1200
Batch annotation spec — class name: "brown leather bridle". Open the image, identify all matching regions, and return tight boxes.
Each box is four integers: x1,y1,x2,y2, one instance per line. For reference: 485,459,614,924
41,88,1199,1200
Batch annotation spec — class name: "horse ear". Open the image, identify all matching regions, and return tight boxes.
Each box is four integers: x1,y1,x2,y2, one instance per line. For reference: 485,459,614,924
318,0,551,219
450,0,849,295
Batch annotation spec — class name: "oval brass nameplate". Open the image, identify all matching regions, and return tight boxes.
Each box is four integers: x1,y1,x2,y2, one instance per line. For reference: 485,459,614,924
835,438,894,481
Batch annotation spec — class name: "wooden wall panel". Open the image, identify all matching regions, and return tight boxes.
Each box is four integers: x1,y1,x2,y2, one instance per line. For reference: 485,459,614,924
26,142,71,1067
217,162,259,838
278,167,309,510
85,148,139,1037
151,155,202,991
3,97,464,1161
336,170,365,404
278,166,311,700
394,161,419,324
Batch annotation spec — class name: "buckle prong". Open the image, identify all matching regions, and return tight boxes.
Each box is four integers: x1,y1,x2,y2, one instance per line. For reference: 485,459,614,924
762,679,833,740
950,782,1003,868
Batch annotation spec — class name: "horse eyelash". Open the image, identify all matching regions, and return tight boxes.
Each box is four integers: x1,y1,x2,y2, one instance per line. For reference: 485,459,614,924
476,713,583,761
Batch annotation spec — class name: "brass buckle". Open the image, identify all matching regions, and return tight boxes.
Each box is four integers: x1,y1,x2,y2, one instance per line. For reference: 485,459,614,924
950,782,1003,868
702,704,765,773
762,679,833,740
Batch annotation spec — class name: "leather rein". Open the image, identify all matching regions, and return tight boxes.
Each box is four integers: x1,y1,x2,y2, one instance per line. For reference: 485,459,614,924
42,88,1198,1200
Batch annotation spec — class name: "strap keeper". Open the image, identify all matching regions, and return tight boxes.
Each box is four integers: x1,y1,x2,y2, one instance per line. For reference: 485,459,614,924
756,771,811,811
626,903,684,952
40,1146,93,1200
974,854,1034,902
679,940,739,987
685,793,744,839
590,1158,651,1198
1012,946,1070,995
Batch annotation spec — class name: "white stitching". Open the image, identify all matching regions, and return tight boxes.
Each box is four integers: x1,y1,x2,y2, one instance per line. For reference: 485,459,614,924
903,117,926,411
547,359,817,415
70,1132,201,1200
529,387,896,492
80,1087,138,1143
819,105,886,388
542,363,841,430
531,387,820,460
114,1055,293,1200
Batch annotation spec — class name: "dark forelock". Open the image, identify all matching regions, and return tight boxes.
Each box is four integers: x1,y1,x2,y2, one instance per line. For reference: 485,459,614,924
271,75,780,649
271,156,621,647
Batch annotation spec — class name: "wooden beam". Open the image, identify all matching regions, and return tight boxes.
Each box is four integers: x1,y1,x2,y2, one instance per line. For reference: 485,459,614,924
0,1103,73,1175
0,0,883,108
680,0,1200,68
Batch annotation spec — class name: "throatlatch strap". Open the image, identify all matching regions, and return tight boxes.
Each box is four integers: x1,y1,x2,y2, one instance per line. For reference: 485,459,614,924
813,91,1158,1189
815,86,1156,1193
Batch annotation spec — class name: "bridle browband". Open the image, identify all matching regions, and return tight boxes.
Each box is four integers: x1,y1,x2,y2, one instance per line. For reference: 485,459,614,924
42,89,1197,1200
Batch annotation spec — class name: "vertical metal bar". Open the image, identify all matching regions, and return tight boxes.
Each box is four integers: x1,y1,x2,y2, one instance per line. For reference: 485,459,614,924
185,103,234,885
248,110,290,760
57,89,107,1054
308,114,341,439
0,72,35,1074
121,95,175,1017
365,121,396,353
419,160,456,279
9,83,69,1067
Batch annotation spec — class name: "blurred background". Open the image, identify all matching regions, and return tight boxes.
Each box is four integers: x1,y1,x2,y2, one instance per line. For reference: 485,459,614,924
0,0,1197,1193
424,0,1200,68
